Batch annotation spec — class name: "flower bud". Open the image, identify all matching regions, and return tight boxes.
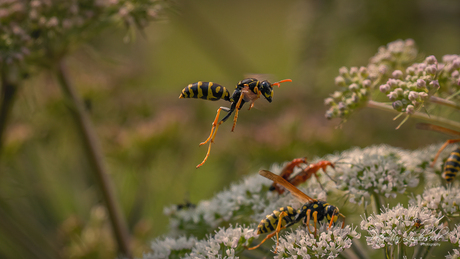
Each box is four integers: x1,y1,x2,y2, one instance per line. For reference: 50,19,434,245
408,91,419,101
392,70,403,79
406,105,415,115
339,67,349,76
392,100,403,111
416,79,426,89
324,97,334,106
349,67,359,77
429,80,440,89
332,91,343,99
387,91,398,101
425,64,437,75
349,83,359,91
362,79,371,88
359,66,369,78
425,55,437,65
335,76,346,86
379,84,390,93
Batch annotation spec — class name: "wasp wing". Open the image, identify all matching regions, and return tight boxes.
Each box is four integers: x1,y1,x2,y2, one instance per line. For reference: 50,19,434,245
416,123,460,137
259,170,316,203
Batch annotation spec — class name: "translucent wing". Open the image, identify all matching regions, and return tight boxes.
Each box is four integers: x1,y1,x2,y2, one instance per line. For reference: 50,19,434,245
416,123,460,137
259,170,316,203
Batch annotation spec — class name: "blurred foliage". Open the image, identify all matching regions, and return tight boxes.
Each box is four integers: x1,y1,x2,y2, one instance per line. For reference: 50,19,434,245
1,0,460,258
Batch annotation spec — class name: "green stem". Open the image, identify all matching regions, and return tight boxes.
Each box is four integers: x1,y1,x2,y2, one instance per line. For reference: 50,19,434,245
398,241,405,259
367,100,460,132
371,192,384,214
0,64,19,159
54,60,132,258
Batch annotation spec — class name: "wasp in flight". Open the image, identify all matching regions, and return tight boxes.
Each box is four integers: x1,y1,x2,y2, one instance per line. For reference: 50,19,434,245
179,78,292,168
269,158,335,194
248,170,345,253
417,123,460,183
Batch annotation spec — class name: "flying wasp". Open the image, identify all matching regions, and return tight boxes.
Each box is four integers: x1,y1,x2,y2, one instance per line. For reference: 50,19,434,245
416,123,460,183
269,158,335,194
179,78,292,168
248,170,345,253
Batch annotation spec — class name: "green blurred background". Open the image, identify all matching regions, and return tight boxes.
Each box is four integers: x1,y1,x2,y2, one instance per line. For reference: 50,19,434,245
2,0,460,258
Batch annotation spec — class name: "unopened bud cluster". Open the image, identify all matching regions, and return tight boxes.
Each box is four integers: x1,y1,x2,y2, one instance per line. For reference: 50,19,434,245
325,66,372,119
379,55,438,115
325,39,419,120
1,0,164,66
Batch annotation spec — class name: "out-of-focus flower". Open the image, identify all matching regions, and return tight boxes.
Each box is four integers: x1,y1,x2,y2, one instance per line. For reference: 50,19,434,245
333,145,420,206
361,204,447,249
273,224,360,259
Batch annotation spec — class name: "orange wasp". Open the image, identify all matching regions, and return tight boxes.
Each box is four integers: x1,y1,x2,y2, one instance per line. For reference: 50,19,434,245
269,158,335,194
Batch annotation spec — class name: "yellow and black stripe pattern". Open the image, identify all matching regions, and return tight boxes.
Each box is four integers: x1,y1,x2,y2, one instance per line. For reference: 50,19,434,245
443,147,460,182
256,206,298,234
179,81,232,102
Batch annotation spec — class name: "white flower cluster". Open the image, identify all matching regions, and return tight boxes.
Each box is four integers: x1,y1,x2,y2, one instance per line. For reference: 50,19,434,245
183,225,258,259
411,186,460,216
447,249,460,259
1,0,165,64
273,224,360,259
361,204,447,249
145,236,198,259
165,162,327,236
368,39,418,79
333,145,421,206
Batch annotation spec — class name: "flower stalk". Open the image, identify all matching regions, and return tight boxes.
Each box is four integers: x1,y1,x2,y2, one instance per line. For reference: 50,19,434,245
54,60,131,258
367,100,460,132
0,64,19,159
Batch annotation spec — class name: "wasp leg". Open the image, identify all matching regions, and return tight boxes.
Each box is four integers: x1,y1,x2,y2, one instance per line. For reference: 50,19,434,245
248,86,260,110
431,138,460,167
196,107,231,168
312,211,318,237
231,91,245,132
305,209,313,235
340,213,346,228
247,211,288,253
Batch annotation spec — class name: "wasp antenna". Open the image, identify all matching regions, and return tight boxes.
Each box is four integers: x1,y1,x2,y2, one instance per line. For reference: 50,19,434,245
272,79,292,87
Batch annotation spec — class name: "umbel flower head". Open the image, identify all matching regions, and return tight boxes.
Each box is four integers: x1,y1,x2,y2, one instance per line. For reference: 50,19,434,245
145,236,198,259
1,0,165,66
182,225,258,259
325,39,419,120
273,224,360,259
360,204,447,249
410,186,460,217
333,145,420,206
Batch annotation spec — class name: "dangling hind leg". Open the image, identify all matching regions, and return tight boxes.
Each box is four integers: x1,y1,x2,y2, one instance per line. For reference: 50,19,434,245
196,107,230,168
231,91,245,132
431,139,460,167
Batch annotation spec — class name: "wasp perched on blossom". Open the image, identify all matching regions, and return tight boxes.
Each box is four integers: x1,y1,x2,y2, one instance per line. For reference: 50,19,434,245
179,78,292,168
248,170,345,253
269,157,335,194
417,123,460,183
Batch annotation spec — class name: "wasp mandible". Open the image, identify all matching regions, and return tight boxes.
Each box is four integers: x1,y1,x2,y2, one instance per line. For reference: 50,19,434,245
180,78,292,168
248,170,345,253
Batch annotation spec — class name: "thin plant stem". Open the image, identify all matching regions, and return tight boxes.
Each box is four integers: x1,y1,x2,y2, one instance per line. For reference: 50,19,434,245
0,64,18,159
54,60,132,258
367,100,460,132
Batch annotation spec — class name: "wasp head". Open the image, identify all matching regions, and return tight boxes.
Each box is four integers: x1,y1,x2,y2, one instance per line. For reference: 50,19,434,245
259,80,274,103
